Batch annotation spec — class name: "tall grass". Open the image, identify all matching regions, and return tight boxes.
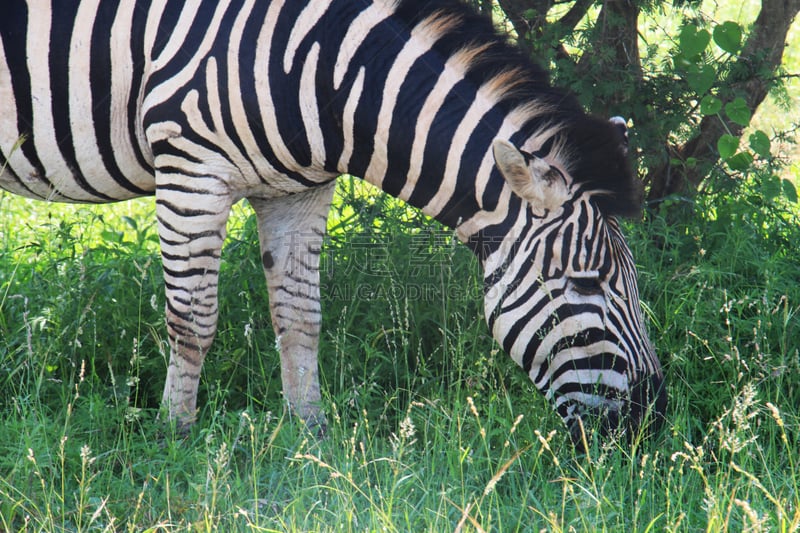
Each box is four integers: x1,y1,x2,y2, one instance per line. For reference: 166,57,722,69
1,173,799,530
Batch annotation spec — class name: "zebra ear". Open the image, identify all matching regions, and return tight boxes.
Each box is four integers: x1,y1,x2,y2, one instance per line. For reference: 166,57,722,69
492,139,569,214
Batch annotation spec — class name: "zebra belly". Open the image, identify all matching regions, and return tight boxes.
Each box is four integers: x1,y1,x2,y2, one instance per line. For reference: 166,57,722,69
0,153,156,204
0,1,156,204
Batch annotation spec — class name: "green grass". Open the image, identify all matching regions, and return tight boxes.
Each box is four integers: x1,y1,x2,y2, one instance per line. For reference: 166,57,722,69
2,6,799,530
1,175,799,531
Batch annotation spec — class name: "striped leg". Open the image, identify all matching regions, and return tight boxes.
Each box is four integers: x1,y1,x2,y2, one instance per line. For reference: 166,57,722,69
156,177,233,427
249,182,336,430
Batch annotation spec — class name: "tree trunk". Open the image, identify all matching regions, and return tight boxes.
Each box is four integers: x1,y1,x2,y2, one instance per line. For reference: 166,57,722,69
575,0,643,117
646,0,800,204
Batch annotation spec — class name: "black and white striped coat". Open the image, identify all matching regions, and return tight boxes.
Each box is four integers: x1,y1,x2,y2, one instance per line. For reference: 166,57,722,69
0,0,666,443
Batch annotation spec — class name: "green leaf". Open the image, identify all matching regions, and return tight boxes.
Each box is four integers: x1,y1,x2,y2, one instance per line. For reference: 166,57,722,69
713,21,742,54
700,95,723,115
727,152,753,171
761,174,782,200
748,130,771,158
725,97,751,126
101,229,124,244
783,179,798,203
686,63,716,95
680,24,711,57
672,53,693,71
670,157,698,169
717,134,739,159
121,215,138,230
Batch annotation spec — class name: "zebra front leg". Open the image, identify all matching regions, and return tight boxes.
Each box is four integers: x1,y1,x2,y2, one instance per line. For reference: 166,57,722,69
156,180,233,429
249,182,336,431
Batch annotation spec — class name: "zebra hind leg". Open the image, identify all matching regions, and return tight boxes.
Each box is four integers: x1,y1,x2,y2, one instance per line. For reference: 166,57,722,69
156,179,233,430
249,182,336,434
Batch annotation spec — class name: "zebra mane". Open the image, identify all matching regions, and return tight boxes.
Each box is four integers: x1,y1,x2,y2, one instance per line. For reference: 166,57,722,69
390,0,643,218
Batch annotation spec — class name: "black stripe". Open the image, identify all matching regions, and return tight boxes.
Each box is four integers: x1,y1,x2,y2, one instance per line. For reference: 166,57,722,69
90,2,150,195
157,218,222,240
549,343,628,383
49,2,113,202
234,1,315,186
156,199,220,217
163,265,219,279
155,182,226,194
0,6,62,199
127,0,155,175
553,380,624,400
379,50,440,197
571,206,590,272
161,249,220,262
435,113,502,227
406,79,473,208
519,303,606,373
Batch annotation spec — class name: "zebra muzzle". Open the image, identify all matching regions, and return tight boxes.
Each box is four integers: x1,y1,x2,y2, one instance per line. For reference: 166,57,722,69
567,372,667,451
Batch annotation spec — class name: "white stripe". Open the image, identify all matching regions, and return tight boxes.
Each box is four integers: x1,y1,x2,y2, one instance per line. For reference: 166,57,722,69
421,94,491,216
550,358,628,398
69,0,136,199
529,314,611,386
299,42,326,170
283,0,335,73
139,1,167,163
145,120,182,144
144,2,228,112
255,0,301,173
0,36,44,197
396,56,463,201
337,67,365,173
177,61,248,183
151,1,206,69
225,0,281,187
27,0,96,200
554,390,624,411
333,3,394,90
482,209,531,317
142,0,166,76
109,0,155,188
453,108,555,240
426,97,559,218
363,26,436,188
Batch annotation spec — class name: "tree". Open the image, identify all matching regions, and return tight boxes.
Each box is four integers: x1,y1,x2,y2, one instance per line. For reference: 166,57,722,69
489,0,800,215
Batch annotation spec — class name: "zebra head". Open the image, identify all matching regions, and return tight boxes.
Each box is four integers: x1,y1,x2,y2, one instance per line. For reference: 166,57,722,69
482,123,666,448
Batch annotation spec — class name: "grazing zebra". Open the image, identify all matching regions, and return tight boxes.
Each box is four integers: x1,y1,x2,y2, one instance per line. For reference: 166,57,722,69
0,0,666,445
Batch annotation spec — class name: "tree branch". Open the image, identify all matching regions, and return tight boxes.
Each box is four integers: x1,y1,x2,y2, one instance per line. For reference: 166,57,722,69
496,0,594,63
555,0,594,37
496,0,552,56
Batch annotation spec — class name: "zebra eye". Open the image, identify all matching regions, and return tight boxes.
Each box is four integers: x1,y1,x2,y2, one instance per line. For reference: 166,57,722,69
570,276,604,296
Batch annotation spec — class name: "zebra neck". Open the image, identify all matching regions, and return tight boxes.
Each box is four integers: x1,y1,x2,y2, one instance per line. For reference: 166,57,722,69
335,20,537,255
355,90,542,263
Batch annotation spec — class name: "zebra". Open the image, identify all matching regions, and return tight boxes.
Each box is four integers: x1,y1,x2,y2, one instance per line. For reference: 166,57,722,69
0,0,666,445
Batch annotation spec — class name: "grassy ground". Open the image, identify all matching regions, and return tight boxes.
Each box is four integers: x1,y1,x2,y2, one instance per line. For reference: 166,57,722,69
2,5,799,530
1,174,799,531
